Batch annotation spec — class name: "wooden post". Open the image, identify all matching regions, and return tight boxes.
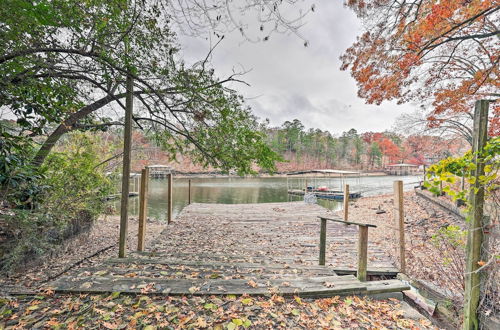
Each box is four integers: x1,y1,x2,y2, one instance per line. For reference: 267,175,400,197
463,100,489,330
357,225,368,281
393,180,406,273
167,173,173,224
343,184,349,221
423,164,426,189
137,167,149,251
188,179,192,205
319,218,327,265
118,73,134,258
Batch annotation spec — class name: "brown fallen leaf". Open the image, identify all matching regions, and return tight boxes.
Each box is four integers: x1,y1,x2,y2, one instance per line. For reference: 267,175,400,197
189,286,200,294
247,280,258,288
101,321,119,329
124,272,137,278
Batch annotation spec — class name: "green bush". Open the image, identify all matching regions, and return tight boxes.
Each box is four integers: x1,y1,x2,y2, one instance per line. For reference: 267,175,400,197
0,122,44,208
0,132,113,273
40,133,113,220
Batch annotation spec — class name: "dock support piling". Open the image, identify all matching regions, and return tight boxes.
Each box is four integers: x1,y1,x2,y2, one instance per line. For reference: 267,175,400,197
188,179,192,205
138,167,149,251
167,173,173,224
343,184,349,221
393,180,406,273
319,218,327,265
357,225,368,281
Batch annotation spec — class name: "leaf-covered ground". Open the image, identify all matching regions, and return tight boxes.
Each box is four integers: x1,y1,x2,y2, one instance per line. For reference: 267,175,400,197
0,293,434,329
0,216,166,289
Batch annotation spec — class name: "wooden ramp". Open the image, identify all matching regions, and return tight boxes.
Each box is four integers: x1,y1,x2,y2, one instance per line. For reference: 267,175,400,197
48,202,406,297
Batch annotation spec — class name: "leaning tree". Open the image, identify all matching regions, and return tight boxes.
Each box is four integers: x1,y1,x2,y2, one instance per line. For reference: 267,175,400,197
1,0,316,171
1,0,315,257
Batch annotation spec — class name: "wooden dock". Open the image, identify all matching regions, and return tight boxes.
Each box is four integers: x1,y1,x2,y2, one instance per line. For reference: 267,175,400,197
47,202,407,297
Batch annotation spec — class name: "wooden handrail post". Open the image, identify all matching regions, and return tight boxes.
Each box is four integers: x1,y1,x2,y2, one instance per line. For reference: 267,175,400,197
343,184,349,221
357,225,368,281
137,167,149,251
393,180,406,273
188,179,192,205
167,173,173,224
319,218,327,265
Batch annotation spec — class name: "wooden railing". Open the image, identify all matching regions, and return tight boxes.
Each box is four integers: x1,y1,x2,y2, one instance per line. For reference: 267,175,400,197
137,167,174,252
318,216,377,281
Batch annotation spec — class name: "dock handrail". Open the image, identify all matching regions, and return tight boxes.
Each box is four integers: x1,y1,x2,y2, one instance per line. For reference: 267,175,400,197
319,216,377,228
318,216,376,281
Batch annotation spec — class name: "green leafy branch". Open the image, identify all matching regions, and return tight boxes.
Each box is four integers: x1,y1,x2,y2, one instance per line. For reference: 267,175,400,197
424,136,499,206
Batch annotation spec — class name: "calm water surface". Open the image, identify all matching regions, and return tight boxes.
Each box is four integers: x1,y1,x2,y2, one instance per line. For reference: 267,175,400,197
119,175,422,221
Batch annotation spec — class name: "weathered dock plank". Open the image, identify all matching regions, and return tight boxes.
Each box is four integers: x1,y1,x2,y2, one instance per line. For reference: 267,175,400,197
45,202,401,297
51,275,368,297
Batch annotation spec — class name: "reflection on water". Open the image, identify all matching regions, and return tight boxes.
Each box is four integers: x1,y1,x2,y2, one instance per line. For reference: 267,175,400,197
118,175,421,221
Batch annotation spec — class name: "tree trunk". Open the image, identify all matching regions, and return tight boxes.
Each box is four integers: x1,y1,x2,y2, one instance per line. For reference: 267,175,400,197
31,93,124,166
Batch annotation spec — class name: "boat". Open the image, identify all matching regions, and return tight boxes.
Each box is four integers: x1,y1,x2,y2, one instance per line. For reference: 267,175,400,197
286,169,362,201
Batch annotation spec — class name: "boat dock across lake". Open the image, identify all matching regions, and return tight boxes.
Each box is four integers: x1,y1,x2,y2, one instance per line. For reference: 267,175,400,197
287,169,363,200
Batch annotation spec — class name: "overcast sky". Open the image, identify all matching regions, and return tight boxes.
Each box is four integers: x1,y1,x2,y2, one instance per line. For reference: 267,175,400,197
178,1,417,135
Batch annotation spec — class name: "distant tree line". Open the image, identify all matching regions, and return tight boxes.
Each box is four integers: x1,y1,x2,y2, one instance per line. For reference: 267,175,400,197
260,119,467,171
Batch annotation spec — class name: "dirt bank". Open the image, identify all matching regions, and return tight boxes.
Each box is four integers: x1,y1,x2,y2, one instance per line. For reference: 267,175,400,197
0,215,166,291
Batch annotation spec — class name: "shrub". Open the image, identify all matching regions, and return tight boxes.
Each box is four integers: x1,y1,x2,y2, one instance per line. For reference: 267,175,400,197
0,132,113,273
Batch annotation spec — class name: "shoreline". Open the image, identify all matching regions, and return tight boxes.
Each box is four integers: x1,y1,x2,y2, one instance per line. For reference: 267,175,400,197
159,171,415,179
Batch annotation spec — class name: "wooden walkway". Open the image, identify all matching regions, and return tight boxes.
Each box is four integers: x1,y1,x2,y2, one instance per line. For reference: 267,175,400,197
48,202,406,297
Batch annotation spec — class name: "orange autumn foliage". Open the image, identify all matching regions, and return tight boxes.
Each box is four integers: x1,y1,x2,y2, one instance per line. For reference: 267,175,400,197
341,0,499,136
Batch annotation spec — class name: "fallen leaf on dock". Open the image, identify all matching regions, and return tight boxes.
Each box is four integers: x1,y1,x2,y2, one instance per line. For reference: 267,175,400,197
247,280,258,288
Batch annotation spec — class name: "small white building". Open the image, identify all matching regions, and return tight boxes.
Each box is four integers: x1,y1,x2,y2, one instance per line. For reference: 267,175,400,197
385,163,419,176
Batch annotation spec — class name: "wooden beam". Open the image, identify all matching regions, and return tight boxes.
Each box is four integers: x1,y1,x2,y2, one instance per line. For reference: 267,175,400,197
118,74,133,258
463,100,489,330
138,167,149,252
393,180,406,273
167,173,173,224
343,184,349,221
318,217,377,228
357,225,368,281
319,217,327,266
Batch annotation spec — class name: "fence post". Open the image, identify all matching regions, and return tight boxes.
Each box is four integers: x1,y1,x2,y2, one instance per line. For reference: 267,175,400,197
357,225,368,281
319,218,327,265
343,184,349,221
167,173,173,224
137,167,149,251
463,100,489,330
393,180,406,273
423,164,426,188
118,76,133,258
188,179,192,205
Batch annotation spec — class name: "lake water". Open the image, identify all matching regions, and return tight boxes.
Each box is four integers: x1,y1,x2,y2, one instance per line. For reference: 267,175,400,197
118,175,422,221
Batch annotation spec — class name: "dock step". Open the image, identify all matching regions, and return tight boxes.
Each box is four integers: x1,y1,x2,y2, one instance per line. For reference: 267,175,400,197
48,274,408,298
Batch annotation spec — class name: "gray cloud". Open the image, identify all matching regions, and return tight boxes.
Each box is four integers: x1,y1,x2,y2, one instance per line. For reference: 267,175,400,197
178,1,416,134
